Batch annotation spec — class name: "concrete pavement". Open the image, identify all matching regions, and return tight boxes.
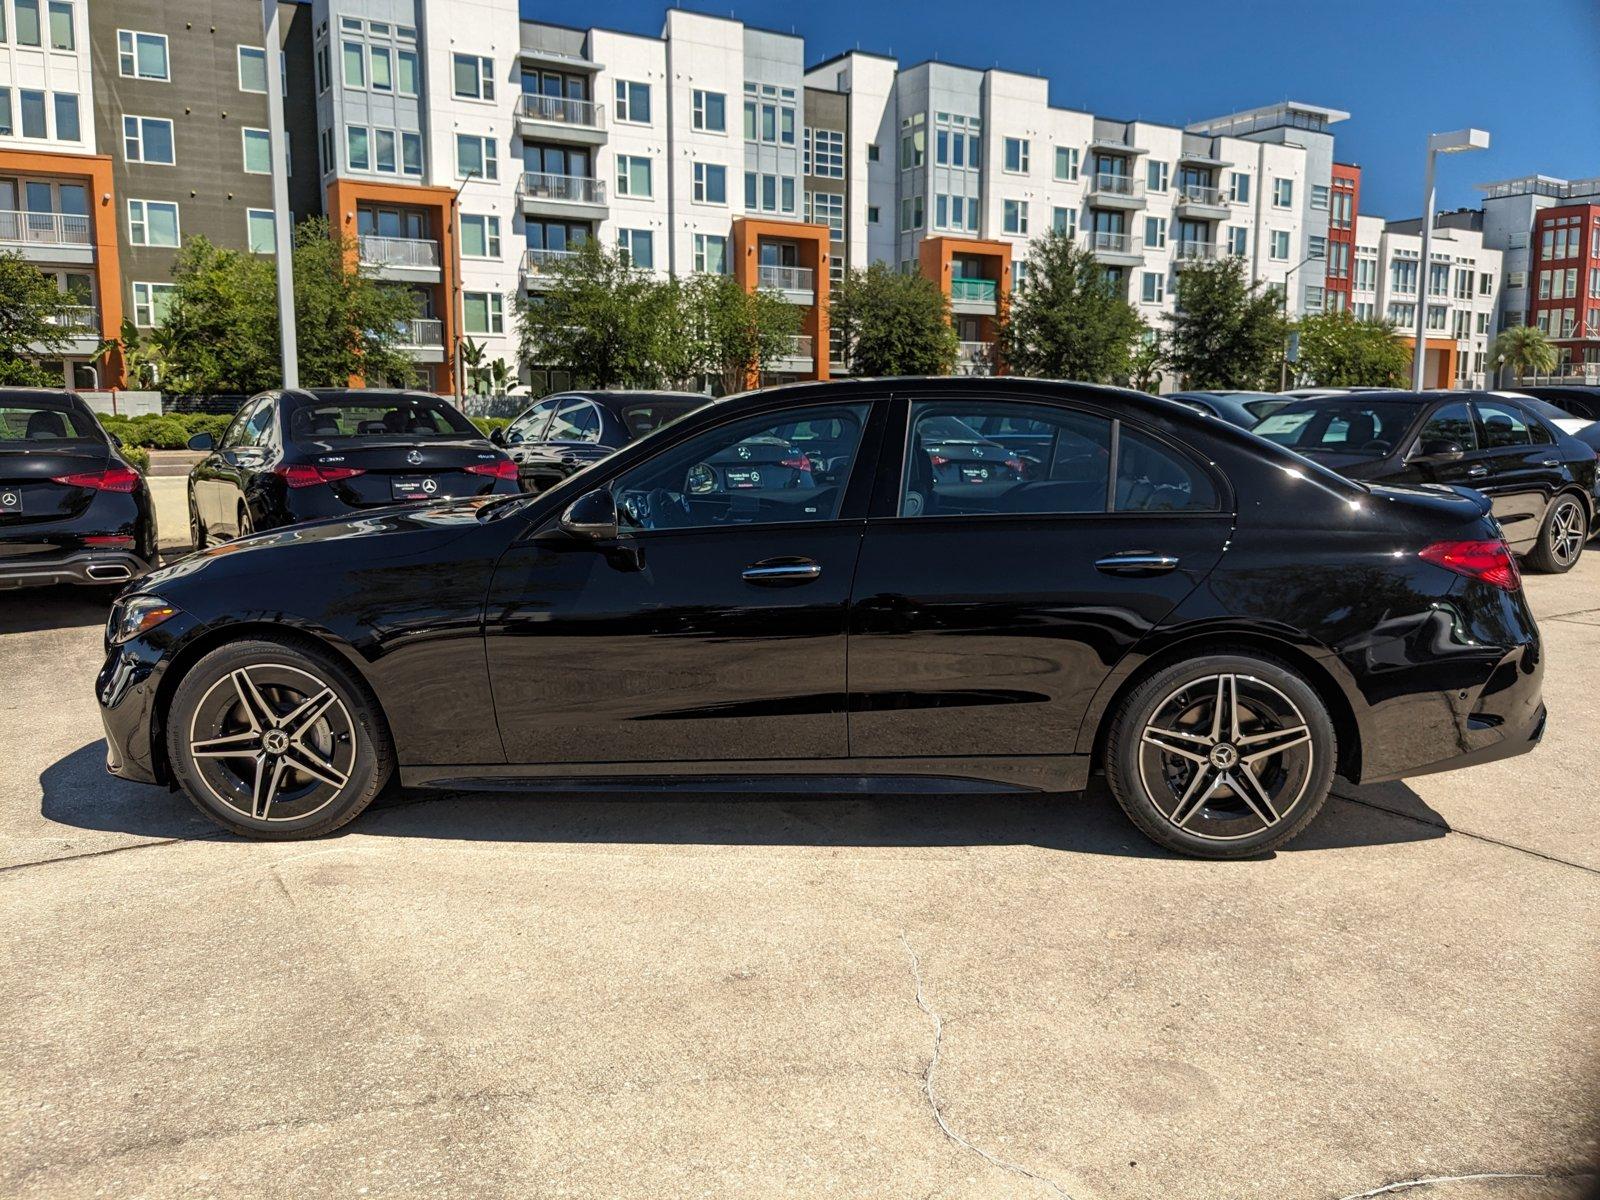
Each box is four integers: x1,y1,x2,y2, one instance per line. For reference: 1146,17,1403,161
1,553,1597,1199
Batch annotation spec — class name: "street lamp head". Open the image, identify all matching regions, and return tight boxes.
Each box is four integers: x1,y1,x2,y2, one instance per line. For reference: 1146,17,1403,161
1429,128,1491,154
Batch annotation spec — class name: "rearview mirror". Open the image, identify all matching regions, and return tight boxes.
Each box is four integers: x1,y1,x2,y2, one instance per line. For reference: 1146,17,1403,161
559,489,619,541
187,432,215,452
489,426,506,446
1416,438,1464,463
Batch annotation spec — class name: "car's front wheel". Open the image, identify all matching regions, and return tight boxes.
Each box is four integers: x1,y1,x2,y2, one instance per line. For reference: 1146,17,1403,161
1104,653,1336,859
166,638,394,839
1525,493,1587,574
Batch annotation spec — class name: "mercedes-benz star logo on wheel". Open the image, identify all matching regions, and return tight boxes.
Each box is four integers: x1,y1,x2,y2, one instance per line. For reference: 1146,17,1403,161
407,449,424,466
421,479,438,495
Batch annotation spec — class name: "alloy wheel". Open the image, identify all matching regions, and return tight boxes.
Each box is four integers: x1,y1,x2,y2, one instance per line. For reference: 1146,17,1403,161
186,664,356,822
1549,499,1585,567
1136,673,1315,843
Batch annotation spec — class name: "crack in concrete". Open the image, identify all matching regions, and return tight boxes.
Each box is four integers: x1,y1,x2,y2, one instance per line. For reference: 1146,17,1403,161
0,832,228,876
900,932,1075,1200
1333,1169,1586,1199
1330,792,1600,877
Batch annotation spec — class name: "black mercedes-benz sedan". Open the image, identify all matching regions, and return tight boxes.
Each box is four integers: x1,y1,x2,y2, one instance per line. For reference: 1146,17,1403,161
493,390,711,493
185,389,519,544
1254,390,1598,573
1,389,158,590
99,378,1545,858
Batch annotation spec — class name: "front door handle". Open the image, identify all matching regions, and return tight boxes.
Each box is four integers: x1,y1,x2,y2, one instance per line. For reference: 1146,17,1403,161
742,557,822,586
1467,465,1490,478
1541,459,1561,468
1095,552,1180,576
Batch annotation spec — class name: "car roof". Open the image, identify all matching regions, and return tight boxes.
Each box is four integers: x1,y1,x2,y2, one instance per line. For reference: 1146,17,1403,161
0,388,82,404
291,388,452,404
713,375,1188,418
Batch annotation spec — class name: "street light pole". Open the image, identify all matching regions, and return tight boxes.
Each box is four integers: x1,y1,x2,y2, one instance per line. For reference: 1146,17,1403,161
450,168,477,399
1411,128,1491,391
1280,254,1317,390
261,0,297,388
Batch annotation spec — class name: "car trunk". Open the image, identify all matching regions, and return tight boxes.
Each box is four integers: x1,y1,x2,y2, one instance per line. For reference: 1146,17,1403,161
301,438,506,506
0,443,111,539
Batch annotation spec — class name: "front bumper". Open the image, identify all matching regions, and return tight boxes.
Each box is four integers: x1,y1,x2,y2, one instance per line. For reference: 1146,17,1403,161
0,549,151,590
96,611,195,786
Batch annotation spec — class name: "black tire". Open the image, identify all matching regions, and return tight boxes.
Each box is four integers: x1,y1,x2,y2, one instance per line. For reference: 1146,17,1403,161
166,638,395,840
1103,652,1337,859
189,494,207,550
237,504,254,539
1524,493,1587,574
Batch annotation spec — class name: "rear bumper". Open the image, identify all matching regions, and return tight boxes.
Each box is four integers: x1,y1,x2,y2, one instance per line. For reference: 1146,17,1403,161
0,549,151,590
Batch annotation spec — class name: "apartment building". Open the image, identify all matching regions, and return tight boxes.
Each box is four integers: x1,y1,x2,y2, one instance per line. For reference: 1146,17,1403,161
1324,162,1360,311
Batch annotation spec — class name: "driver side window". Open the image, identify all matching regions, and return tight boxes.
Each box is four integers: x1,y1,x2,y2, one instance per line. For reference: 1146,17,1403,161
612,404,870,532
507,399,558,444
221,399,265,450
1418,402,1477,451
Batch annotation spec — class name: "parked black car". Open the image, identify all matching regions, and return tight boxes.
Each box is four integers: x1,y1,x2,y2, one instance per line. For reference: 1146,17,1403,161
1502,385,1600,422
1,389,157,590
1511,395,1600,455
493,390,711,493
1254,390,1597,573
1167,391,1292,429
185,389,518,545
100,378,1545,858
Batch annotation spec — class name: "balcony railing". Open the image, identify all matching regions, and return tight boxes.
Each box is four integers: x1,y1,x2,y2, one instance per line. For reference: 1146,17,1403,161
522,247,580,280
1089,173,1145,200
1089,231,1134,255
515,93,604,130
395,318,444,348
956,341,995,364
950,278,998,303
781,334,813,359
44,306,97,333
359,235,440,269
1177,184,1226,207
759,264,813,292
519,171,606,206
1173,240,1221,262
0,209,92,247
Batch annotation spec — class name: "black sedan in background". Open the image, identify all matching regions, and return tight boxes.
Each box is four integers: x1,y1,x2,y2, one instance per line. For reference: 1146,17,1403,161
186,389,518,545
101,378,1544,859
1,389,157,589
1167,391,1292,429
1505,384,1600,422
1253,390,1597,572
494,390,710,493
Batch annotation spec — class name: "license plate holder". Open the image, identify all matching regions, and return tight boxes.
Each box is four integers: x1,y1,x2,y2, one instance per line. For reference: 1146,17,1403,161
391,476,439,501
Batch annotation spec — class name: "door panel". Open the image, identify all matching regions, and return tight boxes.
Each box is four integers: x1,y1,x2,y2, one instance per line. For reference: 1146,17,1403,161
1472,400,1553,548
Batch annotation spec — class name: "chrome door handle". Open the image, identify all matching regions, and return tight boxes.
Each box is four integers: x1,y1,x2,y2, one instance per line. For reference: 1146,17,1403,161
1541,459,1561,468
1095,553,1180,576
1467,465,1490,478
742,558,822,585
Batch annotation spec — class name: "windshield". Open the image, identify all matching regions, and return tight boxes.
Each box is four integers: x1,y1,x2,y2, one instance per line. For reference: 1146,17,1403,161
1252,401,1423,457
618,398,707,439
288,398,478,441
0,399,100,445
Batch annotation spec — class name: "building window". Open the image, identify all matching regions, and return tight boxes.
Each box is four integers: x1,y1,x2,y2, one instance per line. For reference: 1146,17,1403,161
1387,302,1416,326
616,155,652,197
1354,256,1377,291
53,93,79,141
342,39,365,88
806,128,845,178
1141,271,1165,303
1054,146,1079,181
456,134,497,181
694,233,727,274
397,49,419,95
615,80,651,124
241,128,272,174
369,46,393,92
453,55,494,101
899,112,925,169
1053,207,1076,236
1426,304,1448,332
122,115,175,164
401,132,422,176
1310,184,1329,211
131,281,176,327
246,209,276,254
692,90,725,133
1003,137,1029,174
47,0,73,50
867,205,880,224
1003,199,1028,235
346,126,373,171
461,214,501,258
616,228,653,270
1305,286,1325,312
1328,242,1350,277
1273,178,1294,208
118,30,170,80
693,162,726,205
1229,172,1250,203
1307,235,1326,260
17,90,45,139
1144,216,1166,249
1331,191,1353,229
1227,226,1248,257
1390,259,1418,295
464,292,505,335
1269,230,1289,261
899,195,924,231
1146,160,1169,193
238,46,269,93
127,199,180,247
866,144,879,163
807,191,845,246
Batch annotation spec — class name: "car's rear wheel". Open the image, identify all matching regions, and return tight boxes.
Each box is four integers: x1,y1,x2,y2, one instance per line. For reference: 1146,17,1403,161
238,504,254,539
1104,653,1336,859
189,495,206,550
166,639,394,840
1525,494,1587,574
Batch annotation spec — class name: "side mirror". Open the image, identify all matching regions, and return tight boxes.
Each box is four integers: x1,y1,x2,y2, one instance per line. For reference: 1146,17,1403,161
187,432,216,452
1416,438,1464,463
559,489,619,541
489,426,506,446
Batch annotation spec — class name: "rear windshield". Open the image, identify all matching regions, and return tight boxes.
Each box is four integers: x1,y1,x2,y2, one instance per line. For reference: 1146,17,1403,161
618,399,706,438
287,398,477,441
0,399,100,445
1253,401,1423,457
1242,398,1291,421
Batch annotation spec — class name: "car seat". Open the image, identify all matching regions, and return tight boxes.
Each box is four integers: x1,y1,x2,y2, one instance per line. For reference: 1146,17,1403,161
902,434,937,516
25,410,69,439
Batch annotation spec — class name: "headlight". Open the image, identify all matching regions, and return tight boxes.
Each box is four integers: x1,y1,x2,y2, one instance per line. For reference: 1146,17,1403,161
108,595,180,645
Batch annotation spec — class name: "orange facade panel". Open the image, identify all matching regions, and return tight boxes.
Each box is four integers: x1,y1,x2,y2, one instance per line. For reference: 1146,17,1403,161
731,217,831,383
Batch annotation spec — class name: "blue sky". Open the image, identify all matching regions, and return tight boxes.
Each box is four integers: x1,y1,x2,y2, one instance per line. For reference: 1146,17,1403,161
523,0,1600,219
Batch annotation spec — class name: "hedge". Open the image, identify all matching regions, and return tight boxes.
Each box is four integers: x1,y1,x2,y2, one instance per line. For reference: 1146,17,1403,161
98,411,233,450
120,444,152,474
470,416,510,437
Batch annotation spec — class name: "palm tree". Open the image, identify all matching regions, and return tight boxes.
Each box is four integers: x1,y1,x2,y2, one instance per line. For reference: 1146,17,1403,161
1492,325,1557,386
486,358,519,396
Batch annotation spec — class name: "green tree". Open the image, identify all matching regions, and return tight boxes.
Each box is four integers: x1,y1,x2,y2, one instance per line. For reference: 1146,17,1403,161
689,273,802,395
94,320,167,390
291,217,421,389
831,262,958,377
1492,324,1557,385
461,337,489,393
485,358,519,396
516,239,658,388
1000,230,1143,383
1164,257,1287,391
1128,330,1166,393
0,251,76,386
1294,309,1411,388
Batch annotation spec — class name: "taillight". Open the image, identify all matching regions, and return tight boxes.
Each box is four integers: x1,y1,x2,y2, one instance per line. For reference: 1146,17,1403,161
84,535,135,547
1004,457,1026,474
929,453,950,468
274,464,367,488
465,458,519,480
1419,539,1522,591
53,466,141,493
779,452,812,472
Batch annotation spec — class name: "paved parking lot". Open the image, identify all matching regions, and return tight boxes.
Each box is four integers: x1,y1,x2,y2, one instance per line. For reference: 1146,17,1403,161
2,529,1597,1198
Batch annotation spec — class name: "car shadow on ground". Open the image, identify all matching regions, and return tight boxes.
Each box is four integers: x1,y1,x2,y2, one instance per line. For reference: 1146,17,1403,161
41,740,1448,859
0,587,119,634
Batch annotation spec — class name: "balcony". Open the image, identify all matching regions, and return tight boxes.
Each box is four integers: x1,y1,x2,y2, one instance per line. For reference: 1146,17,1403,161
1088,231,1143,266
519,171,608,220
359,235,442,283
34,306,100,354
770,334,814,373
758,263,815,304
1172,240,1221,267
394,318,445,363
522,247,580,288
1087,173,1146,209
950,277,999,315
0,209,95,265
955,340,996,376
515,93,607,145
1175,184,1230,219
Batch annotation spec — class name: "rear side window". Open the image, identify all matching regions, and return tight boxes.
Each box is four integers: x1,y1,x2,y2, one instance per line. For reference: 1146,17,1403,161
1115,429,1218,512
1418,402,1477,451
0,399,98,443
1474,401,1531,449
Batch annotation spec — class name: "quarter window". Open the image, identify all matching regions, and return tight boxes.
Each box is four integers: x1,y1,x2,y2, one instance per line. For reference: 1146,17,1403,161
1115,429,1218,512
1474,401,1531,449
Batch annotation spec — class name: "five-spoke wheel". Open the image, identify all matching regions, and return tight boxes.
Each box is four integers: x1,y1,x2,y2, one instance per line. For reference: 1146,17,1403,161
1528,495,1587,574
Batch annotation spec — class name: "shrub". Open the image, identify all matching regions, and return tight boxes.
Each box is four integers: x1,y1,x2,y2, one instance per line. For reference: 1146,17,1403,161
120,444,151,473
470,417,510,437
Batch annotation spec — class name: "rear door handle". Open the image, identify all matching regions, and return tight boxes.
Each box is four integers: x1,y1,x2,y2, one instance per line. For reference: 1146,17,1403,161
1095,552,1180,576
742,557,822,585
1467,465,1490,478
